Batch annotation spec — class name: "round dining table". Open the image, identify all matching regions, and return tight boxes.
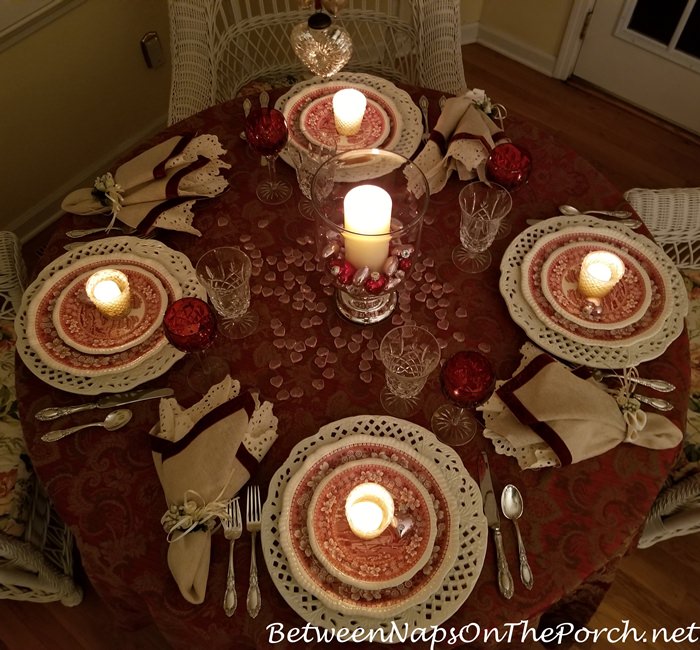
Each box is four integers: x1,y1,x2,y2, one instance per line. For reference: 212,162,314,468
15,79,689,650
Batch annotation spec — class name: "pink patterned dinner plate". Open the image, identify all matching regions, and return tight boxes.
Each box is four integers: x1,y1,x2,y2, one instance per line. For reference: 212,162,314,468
300,96,391,152
539,242,652,330
279,434,460,619
307,458,437,591
52,265,168,355
26,254,182,377
520,226,673,347
282,81,402,154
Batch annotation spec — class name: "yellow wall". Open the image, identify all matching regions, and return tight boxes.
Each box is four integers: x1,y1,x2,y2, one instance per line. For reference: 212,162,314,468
0,0,170,236
478,0,574,57
461,0,484,24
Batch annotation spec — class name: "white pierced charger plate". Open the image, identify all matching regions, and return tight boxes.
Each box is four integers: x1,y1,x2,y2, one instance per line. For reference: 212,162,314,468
262,415,487,635
276,73,421,166
15,237,205,394
500,217,688,368
280,435,455,618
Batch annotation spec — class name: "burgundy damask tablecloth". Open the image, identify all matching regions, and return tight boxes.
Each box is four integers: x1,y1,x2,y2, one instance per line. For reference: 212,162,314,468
16,85,689,650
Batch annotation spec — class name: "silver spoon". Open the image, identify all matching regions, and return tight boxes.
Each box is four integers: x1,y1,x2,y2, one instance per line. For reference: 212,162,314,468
41,409,133,442
501,484,534,590
592,369,675,393
559,204,632,219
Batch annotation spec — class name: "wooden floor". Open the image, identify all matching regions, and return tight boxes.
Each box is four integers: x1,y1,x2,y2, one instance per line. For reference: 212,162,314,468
3,43,700,650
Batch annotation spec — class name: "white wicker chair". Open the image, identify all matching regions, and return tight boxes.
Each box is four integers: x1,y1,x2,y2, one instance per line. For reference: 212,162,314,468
0,231,82,604
167,0,467,125
624,188,700,548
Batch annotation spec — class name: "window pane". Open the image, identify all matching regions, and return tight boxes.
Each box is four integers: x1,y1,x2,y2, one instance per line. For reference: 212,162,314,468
677,2,700,58
628,0,687,45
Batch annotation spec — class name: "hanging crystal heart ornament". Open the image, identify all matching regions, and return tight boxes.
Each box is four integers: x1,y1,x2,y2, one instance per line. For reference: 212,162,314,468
291,12,353,79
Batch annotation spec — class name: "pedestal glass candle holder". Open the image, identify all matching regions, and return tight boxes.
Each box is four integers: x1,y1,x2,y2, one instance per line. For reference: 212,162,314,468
311,148,429,325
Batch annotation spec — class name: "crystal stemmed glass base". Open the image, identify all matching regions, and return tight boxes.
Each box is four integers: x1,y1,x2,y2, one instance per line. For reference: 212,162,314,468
335,288,398,325
430,403,480,446
217,310,259,340
298,197,315,221
380,387,421,418
184,353,230,394
452,246,492,274
256,178,292,205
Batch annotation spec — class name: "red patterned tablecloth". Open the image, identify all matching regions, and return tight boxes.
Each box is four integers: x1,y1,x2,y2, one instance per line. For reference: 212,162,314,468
16,85,689,649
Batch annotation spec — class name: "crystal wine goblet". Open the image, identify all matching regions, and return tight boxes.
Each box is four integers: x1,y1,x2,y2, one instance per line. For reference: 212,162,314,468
244,107,293,205
162,297,229,394
286,137,337,220
379,325,441,418
431,350,496,446
452,181,512,273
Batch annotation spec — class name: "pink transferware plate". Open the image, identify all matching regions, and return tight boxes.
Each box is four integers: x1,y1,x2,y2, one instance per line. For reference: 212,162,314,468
306,458,437,591
520,226,673,347
279,434,459,619
52,265,168,355
26,253,182,377
539,242,652,330
281,80,402,155
300,96,391,152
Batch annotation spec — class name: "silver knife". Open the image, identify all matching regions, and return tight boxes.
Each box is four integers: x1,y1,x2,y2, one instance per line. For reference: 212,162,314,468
34,387,174,421
480,451,514,599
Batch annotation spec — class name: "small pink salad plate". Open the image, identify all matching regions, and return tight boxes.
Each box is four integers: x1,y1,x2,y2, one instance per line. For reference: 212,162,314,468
539,241,652,330
52,265,168,355
307,458,437,591
300,96,391,152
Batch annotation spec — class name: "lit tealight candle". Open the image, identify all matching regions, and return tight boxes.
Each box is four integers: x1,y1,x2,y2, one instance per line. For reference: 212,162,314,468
343,184,392,272
345,482,395,540
85,269,131,317
578,251,626,299
333,88,367,136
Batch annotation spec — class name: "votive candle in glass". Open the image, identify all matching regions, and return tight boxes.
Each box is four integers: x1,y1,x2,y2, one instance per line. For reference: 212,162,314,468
86,269,131,317
345,482,395,540
343,184,392,271
578,251,625,299
333,88,367,136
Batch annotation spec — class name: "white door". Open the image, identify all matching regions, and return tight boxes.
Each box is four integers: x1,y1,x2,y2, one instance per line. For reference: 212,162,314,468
572,0,700,135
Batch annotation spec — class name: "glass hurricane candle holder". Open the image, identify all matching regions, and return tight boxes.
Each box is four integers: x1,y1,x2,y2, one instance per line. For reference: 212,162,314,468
311,148,429,325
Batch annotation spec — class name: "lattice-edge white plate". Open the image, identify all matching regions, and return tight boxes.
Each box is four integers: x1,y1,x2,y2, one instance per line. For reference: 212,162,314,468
275,73,422,167
15,237,205,394
261,415,487,636
500,217,688,368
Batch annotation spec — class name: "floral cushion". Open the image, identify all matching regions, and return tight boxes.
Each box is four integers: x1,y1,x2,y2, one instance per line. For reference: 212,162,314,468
0,320,33,538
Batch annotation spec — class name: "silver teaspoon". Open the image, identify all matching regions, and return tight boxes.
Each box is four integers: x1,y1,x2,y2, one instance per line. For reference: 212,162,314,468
591,369,675,393
501,484,534,590
41,409,133,442
559,204,632,219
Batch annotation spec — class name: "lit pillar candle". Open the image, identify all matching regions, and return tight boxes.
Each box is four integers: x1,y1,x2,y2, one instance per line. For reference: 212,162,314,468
578,251,625,299
345,482,395,540
343,184,392,272
85,269,131,317
333,88,367,136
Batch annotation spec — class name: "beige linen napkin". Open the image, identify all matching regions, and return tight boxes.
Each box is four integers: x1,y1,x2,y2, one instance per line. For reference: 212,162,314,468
61,134,231,236
481,344,682,469
149,376,277,603
413,92,507,194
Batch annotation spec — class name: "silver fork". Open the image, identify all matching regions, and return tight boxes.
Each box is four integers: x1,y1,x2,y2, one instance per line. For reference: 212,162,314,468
222,497,242,617
65,225,138,238
245,485,262,618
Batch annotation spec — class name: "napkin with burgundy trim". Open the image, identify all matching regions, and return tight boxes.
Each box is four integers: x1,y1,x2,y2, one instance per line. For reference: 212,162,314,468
480,344,682,469
149,375,277,604
413,90,508,194
61,134,231,236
